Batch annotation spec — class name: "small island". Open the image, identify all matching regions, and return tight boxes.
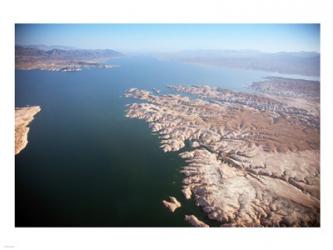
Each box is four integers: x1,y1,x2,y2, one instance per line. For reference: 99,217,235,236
162,196,181,212
15,106,41,155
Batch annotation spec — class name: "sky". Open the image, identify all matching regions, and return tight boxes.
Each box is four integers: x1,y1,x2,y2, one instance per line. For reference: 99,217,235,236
15,24,320,53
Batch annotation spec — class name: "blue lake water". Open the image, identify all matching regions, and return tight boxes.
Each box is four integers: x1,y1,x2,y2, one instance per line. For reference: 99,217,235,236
15,56,315,227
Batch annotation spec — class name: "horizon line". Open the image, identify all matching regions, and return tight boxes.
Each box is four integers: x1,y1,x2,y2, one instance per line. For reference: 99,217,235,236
15,44,320,54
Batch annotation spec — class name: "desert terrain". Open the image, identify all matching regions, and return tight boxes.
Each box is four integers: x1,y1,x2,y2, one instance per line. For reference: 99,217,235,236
124,77,320,227
15,106,41,155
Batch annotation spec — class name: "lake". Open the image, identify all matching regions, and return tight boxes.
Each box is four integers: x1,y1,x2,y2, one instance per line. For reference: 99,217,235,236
15,56,315,227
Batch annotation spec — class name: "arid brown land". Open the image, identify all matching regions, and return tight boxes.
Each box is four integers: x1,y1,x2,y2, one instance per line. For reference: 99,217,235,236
15,106,41,155
124,78,320,227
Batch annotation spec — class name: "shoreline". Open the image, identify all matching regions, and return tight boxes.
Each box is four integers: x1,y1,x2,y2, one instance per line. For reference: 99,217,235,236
15,106,41,155
124,79,320,227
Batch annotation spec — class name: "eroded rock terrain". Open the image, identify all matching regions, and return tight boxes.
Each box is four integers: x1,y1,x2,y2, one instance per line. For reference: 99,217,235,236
15,106,41,155
124,77,320,227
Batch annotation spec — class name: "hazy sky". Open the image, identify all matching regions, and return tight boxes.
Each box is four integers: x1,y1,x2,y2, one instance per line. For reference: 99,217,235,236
15,24,320,53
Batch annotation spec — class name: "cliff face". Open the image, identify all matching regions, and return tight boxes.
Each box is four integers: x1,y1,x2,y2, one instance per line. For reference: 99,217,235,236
15,106,41,155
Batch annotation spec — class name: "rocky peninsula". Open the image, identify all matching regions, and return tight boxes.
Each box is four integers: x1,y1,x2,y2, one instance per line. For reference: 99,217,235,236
15,106,41,155
124,77,320,227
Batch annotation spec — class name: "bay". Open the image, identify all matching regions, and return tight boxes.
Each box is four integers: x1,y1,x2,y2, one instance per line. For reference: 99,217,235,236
15,56,314,226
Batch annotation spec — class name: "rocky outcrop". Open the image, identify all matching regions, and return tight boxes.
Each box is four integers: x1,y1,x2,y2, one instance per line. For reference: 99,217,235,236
162,196,181,212
15,106,41,155
185,215,209,227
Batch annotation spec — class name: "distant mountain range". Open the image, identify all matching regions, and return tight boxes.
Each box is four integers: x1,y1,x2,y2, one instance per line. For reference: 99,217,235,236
162,50,320,77
16,45,320,76
15,45,124,71
18,44,79,51
16,45,123,61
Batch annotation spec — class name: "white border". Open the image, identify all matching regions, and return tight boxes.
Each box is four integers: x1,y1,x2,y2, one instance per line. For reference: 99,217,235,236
1,0,333,249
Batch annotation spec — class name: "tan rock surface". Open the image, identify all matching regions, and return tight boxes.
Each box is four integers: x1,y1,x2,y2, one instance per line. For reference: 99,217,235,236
185,215,209,227
162,196,181,212
15,106,41,155
125,79,320,227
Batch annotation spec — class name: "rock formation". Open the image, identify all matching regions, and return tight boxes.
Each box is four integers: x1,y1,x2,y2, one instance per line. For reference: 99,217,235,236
15,106,41,155
124,78,320,227
185,215,209,227
162,196,181,212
